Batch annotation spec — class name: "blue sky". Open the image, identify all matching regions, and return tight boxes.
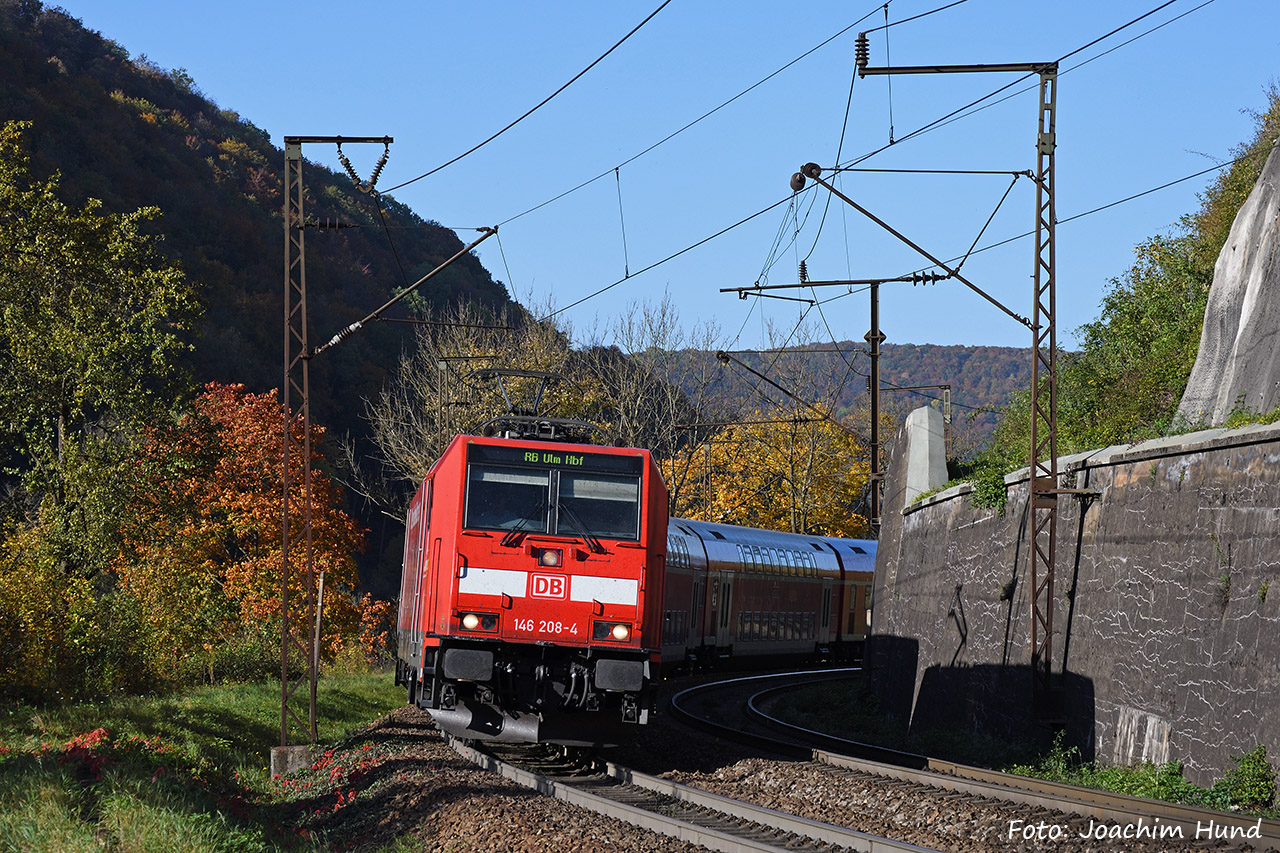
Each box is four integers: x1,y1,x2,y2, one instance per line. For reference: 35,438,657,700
65,1,1280,351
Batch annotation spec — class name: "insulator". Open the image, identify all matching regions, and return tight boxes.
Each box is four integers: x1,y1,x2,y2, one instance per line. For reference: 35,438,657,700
337,147,361,187
326,321,363,350
369,151,388,187
798,260,809,283
855,33,870,73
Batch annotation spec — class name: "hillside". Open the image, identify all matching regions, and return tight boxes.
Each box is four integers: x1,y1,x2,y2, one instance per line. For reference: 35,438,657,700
0,0,515,437
685,342,1031,454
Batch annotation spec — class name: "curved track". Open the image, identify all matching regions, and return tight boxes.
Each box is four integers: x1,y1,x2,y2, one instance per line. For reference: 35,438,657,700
677,671,1280,851
667,668,862,757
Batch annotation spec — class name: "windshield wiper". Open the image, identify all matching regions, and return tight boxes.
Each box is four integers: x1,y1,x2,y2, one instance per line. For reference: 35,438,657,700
558,503,606,554
500,499,546,548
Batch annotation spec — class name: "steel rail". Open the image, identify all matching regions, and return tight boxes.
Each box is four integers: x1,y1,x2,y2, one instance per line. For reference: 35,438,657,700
744,681,1280,847
449,733,937,853
668,669,861,756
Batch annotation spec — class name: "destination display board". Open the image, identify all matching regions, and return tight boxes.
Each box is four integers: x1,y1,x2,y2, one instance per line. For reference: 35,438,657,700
466,442,644,476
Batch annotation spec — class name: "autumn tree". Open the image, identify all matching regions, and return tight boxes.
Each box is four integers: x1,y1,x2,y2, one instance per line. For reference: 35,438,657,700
660,318,880,535
0,121,199,698
663,409,871,538
115,383,366,684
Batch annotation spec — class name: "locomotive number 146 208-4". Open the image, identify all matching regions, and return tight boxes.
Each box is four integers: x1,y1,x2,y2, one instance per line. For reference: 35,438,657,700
513,618,578,635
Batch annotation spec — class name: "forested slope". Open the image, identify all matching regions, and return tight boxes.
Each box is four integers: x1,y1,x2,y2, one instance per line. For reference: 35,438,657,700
0,0,515,436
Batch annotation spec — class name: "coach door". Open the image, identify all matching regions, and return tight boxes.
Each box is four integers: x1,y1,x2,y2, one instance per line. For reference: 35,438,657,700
819,578,834,645
715,572,735,650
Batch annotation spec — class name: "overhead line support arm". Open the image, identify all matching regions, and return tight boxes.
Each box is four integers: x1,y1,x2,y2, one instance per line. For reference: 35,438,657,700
798,165,1031,330
714,351,867,444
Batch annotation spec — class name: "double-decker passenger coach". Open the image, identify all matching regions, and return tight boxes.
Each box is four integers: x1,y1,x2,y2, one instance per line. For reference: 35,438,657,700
396,433,668,745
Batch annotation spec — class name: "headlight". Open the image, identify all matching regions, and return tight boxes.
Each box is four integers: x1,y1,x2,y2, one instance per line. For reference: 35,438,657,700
593,621,632,642
460,612,498,633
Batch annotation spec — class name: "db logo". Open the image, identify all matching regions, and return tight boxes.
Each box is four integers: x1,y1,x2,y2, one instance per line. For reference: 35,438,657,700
530,573,567,599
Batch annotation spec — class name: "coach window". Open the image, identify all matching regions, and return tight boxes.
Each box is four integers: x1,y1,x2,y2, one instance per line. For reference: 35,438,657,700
465,466,550,532
555,472,641,540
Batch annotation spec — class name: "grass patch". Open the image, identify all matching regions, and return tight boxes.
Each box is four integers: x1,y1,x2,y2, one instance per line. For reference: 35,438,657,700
1008,734,1278,816
908,478,965,506
0,668,402,850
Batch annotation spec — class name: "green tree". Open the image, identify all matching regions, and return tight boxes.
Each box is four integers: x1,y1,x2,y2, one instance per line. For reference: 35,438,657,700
0,121,198,524
0,121,199,698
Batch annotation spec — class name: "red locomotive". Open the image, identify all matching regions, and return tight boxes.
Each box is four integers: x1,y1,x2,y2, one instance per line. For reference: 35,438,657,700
395,432,669,745
395,379,874,746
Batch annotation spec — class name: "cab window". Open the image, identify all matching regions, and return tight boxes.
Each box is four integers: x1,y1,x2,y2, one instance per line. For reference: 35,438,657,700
555,472,641,540
464,465,550,532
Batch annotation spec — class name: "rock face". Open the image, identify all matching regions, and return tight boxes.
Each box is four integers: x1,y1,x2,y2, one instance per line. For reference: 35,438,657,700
1177,143,1280,425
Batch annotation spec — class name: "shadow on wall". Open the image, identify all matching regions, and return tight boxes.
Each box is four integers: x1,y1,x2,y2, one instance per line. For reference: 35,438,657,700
913,664,1096,763
864,634,919,727
867,634,1096,763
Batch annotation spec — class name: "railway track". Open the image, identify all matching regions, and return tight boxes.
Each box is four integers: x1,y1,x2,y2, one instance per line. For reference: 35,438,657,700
672,670,1280,851
448,735,939,853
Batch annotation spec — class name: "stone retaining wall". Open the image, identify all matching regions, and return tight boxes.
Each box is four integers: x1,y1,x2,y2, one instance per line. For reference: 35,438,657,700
868,420,1280,785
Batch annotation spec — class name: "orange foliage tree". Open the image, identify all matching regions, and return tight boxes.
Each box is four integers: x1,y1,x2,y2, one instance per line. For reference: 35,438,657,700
116,382,367,683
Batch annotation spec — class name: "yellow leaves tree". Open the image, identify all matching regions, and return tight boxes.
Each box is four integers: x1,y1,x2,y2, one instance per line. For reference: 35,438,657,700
664,409,871,538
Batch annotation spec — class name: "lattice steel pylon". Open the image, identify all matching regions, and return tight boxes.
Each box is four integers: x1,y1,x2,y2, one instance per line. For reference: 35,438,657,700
282,138,317,747
280,136,391,750
851,40,1061,715
1028,69,1059,714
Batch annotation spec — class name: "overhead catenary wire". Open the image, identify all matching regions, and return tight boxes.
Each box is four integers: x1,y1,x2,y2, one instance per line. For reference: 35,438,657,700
739,3,1240,384
904,0,1219,140
884,144,1275,279
499,4,886,228
838,0,1186,170
573,2,1228,436
783,0,1172,269
615,168,631,278
550,138,1253,344
383,1,672,195
883,3,895,145
861,0,970,33
375,0,1231,362
539,194,796,321
494,230,517,291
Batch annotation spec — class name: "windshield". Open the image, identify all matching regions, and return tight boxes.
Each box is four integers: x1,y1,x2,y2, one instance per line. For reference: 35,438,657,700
555,472,640,540
463,461,641,541
464,465,550,532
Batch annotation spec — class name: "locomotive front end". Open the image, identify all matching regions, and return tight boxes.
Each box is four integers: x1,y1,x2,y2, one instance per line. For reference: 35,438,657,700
401,436,667,746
